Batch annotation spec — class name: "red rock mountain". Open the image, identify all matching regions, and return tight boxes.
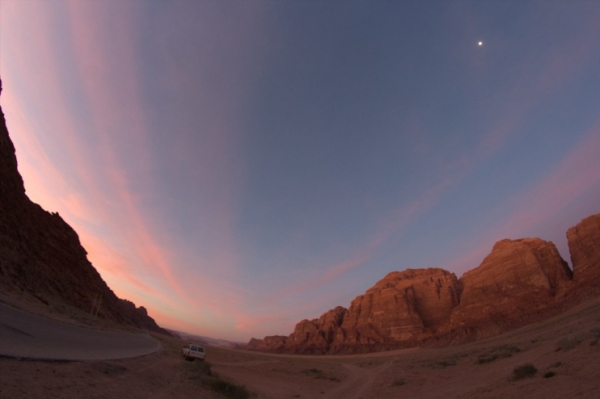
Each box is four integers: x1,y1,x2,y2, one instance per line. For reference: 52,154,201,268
246,217,599,354
567,213,600,294
330,268,460,353
435,238,573,344
0,87,168,334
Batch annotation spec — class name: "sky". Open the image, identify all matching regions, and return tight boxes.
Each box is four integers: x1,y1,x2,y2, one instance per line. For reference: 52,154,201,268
1,1,599,342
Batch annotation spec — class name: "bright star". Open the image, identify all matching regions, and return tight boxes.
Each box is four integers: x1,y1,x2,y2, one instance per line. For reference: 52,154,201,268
478,41,483,46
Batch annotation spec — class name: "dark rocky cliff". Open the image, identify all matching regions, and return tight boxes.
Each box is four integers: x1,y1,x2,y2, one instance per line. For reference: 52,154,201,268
0,83,168,334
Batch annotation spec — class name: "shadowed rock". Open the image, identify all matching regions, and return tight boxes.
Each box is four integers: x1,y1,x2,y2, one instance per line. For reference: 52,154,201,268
0,95,168,334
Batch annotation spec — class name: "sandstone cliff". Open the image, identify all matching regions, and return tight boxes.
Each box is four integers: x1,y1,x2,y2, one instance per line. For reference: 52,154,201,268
246,224,600,353
567,213,600,295
0,93,168,334
330,268,461,353
285,306,347,354
435,238,573,344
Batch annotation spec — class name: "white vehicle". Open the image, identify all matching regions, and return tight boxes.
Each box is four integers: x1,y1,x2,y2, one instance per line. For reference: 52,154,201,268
182,344,205,361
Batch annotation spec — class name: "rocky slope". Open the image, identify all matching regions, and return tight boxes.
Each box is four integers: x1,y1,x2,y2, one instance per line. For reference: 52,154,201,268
0,87,168,334
246,216,599,353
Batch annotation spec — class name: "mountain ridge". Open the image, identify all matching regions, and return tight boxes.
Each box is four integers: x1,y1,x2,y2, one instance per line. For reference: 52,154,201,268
245,216,599,354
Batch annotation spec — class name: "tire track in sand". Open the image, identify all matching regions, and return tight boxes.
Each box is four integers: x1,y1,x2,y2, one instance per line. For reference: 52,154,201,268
324,360,393,399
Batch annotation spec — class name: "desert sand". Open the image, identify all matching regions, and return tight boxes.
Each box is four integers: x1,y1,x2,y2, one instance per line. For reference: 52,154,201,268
1,296,599,399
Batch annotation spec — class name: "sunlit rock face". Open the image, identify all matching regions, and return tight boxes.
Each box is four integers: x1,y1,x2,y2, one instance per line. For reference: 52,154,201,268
246,229,600,353
330,268,461,353
284,306,347,354
567,213,600,295
435,238,572,343
0,101,168,334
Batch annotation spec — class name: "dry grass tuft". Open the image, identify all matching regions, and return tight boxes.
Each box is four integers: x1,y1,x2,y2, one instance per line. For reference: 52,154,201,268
510,363,537,381
477,345,521,364
184,360,250,399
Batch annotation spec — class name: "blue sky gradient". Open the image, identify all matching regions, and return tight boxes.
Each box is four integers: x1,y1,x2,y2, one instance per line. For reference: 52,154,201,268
1,1,599,341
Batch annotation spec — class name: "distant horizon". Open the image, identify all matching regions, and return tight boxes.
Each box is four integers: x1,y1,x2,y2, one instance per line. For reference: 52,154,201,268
1,0,599,341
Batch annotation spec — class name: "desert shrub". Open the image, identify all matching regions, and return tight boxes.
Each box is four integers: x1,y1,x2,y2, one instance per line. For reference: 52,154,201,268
392,379,406,386
543,371,556,378
556,336,584,351
302,368,325,378
477,345,521,364
435,359,457,368
184,361,249,398
204,378,251,399
511,363,537,381
301,368,339,381
590,328,600,345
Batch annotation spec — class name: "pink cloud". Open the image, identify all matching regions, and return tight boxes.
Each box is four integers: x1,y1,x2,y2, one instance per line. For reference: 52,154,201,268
4,2,250,330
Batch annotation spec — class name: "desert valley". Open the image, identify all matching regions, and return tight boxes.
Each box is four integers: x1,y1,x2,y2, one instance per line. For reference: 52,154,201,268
2,2,600,398
2,80,600,398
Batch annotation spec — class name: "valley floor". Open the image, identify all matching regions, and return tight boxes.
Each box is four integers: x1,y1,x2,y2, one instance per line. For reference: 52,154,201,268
1,297,599,399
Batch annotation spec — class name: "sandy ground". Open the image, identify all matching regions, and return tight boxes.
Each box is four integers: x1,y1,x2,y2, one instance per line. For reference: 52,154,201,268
1,297,599,399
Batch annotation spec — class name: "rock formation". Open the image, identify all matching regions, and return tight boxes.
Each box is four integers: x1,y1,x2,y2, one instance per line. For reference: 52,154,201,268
285,306,347,354
435,238,573,343
567,213,600,293
246,219,600,354
0,89,168,334
330,268,461,353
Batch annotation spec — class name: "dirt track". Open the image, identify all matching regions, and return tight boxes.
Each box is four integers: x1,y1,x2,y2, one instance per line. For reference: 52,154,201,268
208,298,600,398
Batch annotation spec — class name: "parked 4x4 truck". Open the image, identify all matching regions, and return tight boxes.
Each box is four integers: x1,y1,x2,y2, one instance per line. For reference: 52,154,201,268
182,344,205,361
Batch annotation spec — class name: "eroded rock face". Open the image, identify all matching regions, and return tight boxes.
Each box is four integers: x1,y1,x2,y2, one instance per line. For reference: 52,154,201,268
567,213,600,290
0,102,168,334
284,306,347,354
330,268,461,352
246,235,590,353
438,238,572,342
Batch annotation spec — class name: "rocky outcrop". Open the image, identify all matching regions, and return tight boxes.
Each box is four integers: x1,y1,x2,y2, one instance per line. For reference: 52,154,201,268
567,213,600,293
0,92,168,334
435,238,573,343
330,268,461,353
284,306,347,354
246,229,600,353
